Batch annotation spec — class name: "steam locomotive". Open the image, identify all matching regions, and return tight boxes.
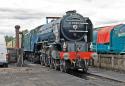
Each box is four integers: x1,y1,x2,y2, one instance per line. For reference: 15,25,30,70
23,10,93,72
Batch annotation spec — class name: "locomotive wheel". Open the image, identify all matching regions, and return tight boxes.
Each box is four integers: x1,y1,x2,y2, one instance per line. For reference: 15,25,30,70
41,60,45,66
60,60,64,72
40,54,45,66
54,63,58,70
60,64,63,72
34,55,40,64
50,58,54,69
31,54,34,63
54,60,59,70
50,63,54,69
45,58,49,67
45,59,49,67
40,56,42,65
63,60,68,73
82,60,89,73
60,60,68,73
83,68,88,73
45,63,48,67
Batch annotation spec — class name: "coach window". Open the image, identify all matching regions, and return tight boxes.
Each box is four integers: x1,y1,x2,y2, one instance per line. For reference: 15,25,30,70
119,27,125,33
118,26,125,36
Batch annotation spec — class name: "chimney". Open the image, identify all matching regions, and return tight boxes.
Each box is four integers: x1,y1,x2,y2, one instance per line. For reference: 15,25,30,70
15,25,20,49
66,10,76,15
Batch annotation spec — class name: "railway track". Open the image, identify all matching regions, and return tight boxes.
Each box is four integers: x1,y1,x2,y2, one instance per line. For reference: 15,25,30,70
66,69,125,83
88,72,125,83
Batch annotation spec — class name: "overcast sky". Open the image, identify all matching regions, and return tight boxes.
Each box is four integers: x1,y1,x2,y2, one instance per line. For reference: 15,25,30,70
0,0,125,36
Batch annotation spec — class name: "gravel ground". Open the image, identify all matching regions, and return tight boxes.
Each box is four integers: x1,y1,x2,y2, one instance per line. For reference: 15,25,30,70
0,64,124,86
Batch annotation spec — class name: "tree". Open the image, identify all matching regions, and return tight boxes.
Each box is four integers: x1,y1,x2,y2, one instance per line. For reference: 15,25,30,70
5,35,14,43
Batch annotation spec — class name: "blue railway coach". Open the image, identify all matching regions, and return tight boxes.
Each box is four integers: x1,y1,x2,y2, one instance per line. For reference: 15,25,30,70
92,24,125,54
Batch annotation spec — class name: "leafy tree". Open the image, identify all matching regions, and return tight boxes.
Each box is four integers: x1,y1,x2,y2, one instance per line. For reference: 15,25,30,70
5,35,14,43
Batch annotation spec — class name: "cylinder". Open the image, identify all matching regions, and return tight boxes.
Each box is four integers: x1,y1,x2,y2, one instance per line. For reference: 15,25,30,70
15,25,20,49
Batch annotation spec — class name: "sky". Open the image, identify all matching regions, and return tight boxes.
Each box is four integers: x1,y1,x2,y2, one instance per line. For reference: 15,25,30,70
0,0,125,36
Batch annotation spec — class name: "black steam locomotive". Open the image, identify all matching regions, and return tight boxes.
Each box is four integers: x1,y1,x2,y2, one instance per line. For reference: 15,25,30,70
23,10,93,72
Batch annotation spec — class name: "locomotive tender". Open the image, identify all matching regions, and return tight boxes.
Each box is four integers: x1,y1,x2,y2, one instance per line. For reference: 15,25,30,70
23,10,93,72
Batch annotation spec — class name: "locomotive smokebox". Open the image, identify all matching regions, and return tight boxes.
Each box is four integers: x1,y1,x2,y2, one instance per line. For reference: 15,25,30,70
15,25,20,49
